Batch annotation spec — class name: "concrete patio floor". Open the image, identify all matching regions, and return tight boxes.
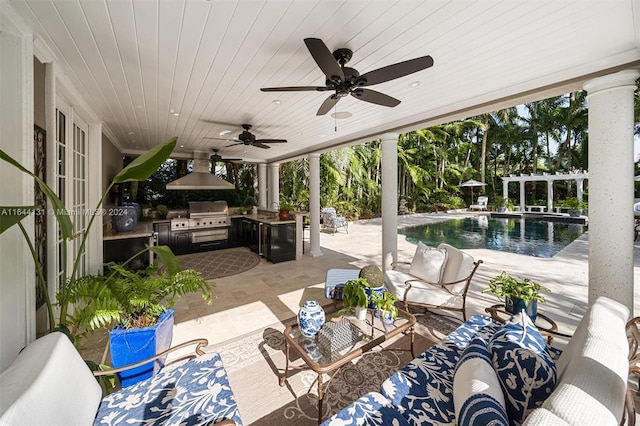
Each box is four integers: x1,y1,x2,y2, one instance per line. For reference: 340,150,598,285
170,211,640,351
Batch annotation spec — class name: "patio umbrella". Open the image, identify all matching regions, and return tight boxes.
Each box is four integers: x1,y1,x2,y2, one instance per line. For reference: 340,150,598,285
458,179,487,201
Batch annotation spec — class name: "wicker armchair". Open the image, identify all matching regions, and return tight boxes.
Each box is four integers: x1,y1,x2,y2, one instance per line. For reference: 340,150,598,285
384,243,482,321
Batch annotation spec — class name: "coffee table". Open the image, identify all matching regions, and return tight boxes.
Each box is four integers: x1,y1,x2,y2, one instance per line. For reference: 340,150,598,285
281,306,416,424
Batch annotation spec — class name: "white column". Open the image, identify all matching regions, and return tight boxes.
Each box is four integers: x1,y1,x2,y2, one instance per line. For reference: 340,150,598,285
583,69,639,312
308,153,322,257
381,133,399,271
268,162,279,210
258,163,267,209
519,181,525,211
576,178,585,203
547,180,553,212
502,180,508,204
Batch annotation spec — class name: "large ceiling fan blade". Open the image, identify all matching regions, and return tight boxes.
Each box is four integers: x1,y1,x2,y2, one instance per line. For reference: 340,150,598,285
255,139,287,143
304,38,344,81
253,142,271,149
351,89,400,107
360,55,434,86
260,86,327,92
225,142,243,148
317,94,340,116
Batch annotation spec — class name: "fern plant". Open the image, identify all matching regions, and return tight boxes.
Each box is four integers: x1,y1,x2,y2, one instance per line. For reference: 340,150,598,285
65,261,213,341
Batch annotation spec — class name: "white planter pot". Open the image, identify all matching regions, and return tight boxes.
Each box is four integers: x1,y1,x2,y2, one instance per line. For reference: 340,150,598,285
355,306,368,321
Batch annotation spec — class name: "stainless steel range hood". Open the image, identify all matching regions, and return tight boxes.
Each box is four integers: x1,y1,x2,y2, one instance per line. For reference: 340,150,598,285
166,151,235,190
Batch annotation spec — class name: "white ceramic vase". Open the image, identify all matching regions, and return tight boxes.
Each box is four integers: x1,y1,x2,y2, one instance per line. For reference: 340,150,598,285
298,300,325,337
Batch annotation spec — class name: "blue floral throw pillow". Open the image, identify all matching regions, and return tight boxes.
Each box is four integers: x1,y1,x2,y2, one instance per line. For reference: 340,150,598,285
454,336,509,426
488,312,557,425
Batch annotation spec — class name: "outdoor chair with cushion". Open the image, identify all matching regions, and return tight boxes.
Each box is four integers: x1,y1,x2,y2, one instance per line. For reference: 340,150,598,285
469,196,488,211
321,207,349,234
384,242,482,321
0,332,242,425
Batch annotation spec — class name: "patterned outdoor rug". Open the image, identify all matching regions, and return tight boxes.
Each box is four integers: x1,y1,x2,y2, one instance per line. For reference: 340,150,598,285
176,248,261,280
208,309,461,425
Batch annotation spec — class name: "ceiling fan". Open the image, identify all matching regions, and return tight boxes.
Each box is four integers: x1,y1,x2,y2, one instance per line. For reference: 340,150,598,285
210,149,242,163
203,123,286,149
260,38,434,116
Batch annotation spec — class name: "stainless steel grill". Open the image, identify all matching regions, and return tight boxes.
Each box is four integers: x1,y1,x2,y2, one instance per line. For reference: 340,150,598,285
170,201,230,230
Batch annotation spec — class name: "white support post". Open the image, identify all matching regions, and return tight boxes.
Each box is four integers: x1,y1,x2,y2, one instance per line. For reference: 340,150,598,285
381,133,399,271
308,153,322,257
547,180,553,212
258,163,267,209
583,69,639,312
519,181,525,211
268,163,279,210
576,178,585,204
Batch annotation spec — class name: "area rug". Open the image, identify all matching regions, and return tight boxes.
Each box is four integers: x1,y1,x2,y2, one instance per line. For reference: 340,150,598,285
176,248,261,280
208,310,461,425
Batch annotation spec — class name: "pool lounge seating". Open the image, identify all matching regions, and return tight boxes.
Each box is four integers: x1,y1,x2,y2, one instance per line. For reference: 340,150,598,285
383,242,482,321
469,196,488,211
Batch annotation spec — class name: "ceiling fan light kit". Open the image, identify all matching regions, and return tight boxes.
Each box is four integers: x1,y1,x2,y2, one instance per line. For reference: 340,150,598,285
203,123,287,149
260,37,433,116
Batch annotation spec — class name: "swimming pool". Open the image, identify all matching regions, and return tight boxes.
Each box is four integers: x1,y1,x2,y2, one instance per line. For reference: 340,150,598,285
399,216,587,258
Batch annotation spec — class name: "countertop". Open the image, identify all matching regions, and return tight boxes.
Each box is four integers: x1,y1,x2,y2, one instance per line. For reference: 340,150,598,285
230,213,298,225
103,220,158,240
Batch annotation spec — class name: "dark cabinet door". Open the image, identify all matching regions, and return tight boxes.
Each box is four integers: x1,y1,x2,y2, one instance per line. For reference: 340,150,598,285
268,223,296,263
172,231,191,255
229,218,243,247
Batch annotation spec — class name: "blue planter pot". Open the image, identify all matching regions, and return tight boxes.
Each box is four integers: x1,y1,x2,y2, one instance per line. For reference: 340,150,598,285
505,297,537,322
111,205,138,232
366,286,385,309
109,308,174,388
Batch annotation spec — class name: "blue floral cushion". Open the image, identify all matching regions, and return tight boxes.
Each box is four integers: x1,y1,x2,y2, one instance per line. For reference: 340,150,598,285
454,336,508,426
380,315,501,425
488,313,557,425
320,392,412,426
95,351,243,426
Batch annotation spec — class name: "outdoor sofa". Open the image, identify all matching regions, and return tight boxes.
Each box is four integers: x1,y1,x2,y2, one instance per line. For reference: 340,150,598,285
322,296,632,426
0,334,243,425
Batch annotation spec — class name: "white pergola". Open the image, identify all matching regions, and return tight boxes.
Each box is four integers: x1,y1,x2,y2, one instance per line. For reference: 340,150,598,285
501,171,589,212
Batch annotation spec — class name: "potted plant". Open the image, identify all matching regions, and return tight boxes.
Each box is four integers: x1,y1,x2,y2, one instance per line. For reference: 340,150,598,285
278,200,295,220
482,271,549,321
564,197,583,217
243,196,257,215
494,198,513,213
371,291,398,324
343,277,371,320
66,261,213,387
156,204,169,220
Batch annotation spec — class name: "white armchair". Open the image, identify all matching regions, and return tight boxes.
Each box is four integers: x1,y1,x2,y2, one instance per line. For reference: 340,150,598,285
384,243,482,321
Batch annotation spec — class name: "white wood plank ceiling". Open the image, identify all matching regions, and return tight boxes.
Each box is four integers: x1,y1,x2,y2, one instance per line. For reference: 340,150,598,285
10,0,640,164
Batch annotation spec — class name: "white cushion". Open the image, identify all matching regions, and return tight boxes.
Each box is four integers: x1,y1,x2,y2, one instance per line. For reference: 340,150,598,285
0,332,102,426
409,242,448,284
384,269,463,308
438,243,475,294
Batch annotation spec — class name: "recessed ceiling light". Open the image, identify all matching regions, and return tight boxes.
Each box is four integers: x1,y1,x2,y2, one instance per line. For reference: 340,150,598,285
169,109,180,116
180,144,184,148
272,100,281,105
219,130,231,136
409,81,421,88
297,132,302,135
127,131,135,135
330,111,352,119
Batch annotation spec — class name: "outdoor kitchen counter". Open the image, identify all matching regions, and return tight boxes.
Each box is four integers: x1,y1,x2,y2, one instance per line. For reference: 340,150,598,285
103,220,158,240
230,214,296,225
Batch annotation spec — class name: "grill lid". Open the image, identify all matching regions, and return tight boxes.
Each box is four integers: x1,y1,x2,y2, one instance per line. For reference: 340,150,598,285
189,201,228,217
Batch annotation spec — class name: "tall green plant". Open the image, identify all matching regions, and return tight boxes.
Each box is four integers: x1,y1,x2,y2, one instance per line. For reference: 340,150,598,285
0,137,178,333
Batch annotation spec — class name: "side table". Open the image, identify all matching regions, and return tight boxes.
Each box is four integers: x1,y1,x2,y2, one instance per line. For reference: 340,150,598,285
484,304,558,345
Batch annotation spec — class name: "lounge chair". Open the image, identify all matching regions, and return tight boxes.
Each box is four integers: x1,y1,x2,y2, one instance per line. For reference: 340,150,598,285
469,196,488,211
383,242,482,321
320,207,348,234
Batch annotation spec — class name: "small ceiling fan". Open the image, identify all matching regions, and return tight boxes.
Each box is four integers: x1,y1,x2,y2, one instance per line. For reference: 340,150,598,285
210,149,242,163
203,123,286,149
260,38,433,115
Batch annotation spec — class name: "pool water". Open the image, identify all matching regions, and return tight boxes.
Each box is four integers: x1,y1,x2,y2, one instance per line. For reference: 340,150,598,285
399,216,587,258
